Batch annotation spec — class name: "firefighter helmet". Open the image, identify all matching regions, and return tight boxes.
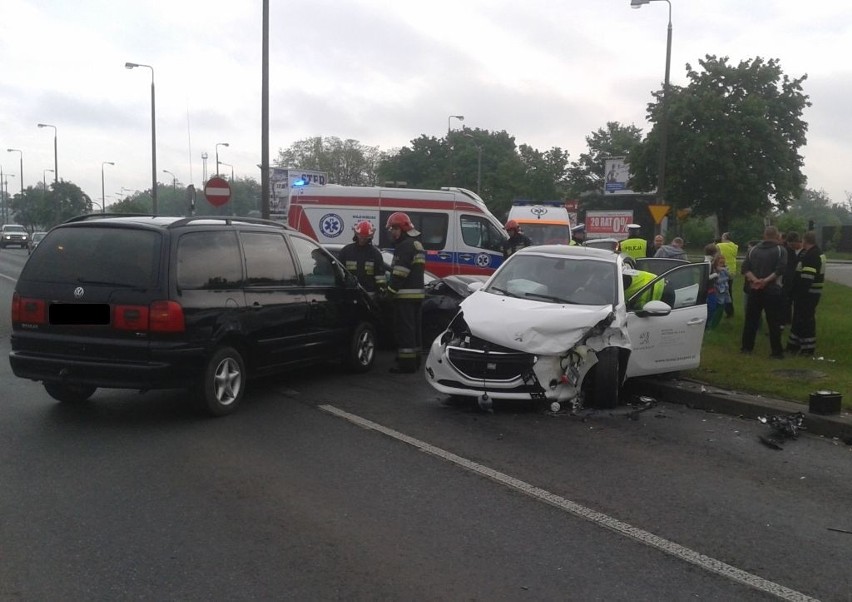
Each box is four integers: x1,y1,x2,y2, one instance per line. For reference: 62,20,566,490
386,212,414,232
353,220,375,238
505,219,520,232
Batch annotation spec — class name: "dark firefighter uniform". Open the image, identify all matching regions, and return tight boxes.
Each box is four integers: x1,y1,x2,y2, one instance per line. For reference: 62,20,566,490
388,231,426,373
786,242,826,355
339,242,387,293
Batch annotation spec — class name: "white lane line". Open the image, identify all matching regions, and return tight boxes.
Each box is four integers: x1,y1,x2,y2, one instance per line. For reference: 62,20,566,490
319,404,818,602
0,272,17,283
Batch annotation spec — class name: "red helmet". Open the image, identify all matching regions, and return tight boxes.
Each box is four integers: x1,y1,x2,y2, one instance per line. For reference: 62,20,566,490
505,219,520,232
353,220,375,238
386,212,414,232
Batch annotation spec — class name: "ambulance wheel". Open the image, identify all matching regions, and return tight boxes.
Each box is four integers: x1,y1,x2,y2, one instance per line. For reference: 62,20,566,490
592,347,620,409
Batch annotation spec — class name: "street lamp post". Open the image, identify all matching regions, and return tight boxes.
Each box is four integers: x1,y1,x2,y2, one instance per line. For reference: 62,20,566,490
215,142,229,177
631,0,672,231
101,161,115,214
447,115,464,137
163,169,177,191
219,162,234,181
37,123,58,183
463,133,482,195
125,62,158,215
42,169,53,191
6,149,23,197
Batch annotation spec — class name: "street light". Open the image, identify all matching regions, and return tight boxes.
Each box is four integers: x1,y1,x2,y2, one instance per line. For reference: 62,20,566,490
219,162,235,181
42,169,54,191
6,149,23,197
37,123,58,183
101,161,115,214
215,142,229,177
163,169,177,191
125,61,158,214
631,0,672,227
463,133,482,195
447,115,464,136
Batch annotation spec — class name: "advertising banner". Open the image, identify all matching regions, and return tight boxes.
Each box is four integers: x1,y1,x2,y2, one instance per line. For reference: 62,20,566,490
603,157,639,195
586,210,634,240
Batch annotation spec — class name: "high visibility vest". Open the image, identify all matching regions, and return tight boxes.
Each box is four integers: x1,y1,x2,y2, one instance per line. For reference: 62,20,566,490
717,241,738,275
621,237,647,260
625,270,665,307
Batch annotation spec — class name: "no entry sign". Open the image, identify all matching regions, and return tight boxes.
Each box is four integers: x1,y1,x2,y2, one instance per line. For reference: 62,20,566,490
204,176,231,207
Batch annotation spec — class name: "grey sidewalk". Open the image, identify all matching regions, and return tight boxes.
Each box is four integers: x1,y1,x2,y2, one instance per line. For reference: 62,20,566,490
629,377,852,443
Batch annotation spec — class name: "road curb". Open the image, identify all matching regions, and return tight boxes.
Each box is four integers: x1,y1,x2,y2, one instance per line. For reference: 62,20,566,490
628,377,852,443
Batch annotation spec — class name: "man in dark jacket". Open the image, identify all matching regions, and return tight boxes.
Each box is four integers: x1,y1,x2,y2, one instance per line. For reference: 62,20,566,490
787,231,825,355
339,220,387,294
780,231,802,328
654,236,687,260
386,212,426,374
502,219,532,258
740,226,787,358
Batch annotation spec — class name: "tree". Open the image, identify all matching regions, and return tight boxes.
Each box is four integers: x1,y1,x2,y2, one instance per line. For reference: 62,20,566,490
565,121,643,198
10,180,91,229
276,136,384,185
628,55,810,233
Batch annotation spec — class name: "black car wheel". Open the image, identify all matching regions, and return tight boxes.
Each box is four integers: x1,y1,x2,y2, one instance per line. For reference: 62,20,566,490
43,382,97,403
345,322,376,373
195,346,245,416
592,347,620,409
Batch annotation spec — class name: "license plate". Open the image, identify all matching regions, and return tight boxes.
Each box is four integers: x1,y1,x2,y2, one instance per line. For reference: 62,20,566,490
49,304,110,325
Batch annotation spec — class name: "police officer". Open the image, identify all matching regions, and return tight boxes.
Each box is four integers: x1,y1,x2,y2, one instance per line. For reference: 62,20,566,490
621,224,647,260
570,223,585,246
502,219,532,258
386,212,426,374
622,267,664,309
339,220,386,294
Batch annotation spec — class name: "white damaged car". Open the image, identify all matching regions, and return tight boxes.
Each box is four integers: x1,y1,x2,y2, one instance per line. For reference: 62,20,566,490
424,245,709,410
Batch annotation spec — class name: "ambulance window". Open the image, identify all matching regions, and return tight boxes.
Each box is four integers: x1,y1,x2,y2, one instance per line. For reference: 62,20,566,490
460,215,504,252
378,211,447,251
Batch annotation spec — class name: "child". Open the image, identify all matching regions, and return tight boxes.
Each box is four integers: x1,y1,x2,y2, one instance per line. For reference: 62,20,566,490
708,254,731,329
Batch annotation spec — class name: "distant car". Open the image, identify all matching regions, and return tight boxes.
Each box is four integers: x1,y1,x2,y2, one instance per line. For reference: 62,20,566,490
28,231,47,254
583,237,620,253
424,245,709,411
1,224,29,249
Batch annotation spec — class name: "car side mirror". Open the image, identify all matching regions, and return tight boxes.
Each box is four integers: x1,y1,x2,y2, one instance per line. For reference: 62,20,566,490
635,299,672,317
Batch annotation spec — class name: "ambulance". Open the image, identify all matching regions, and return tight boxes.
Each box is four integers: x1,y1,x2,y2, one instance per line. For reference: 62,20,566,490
506,201,573,246
286,183,508,277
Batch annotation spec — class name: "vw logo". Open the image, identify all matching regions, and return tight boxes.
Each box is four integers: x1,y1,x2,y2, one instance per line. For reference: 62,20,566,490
475,253,491,268
530,206,548,217
319,213,344,238
73,286,85,299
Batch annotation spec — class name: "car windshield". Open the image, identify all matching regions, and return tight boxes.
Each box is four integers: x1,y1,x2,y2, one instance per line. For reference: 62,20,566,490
517,223,571,246
485,254,617,305
21,226,161,288
4,225,26,233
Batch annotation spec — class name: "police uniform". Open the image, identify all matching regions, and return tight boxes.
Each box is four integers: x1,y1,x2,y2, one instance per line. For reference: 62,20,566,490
623,268,664,309
388,231,426,373
570,223,585,246
621,225,647,260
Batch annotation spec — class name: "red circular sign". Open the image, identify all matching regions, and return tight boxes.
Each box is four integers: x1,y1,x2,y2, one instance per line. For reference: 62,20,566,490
204,176,231,207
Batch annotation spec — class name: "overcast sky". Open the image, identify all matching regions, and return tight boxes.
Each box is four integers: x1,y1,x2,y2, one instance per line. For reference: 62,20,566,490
2,0,850,211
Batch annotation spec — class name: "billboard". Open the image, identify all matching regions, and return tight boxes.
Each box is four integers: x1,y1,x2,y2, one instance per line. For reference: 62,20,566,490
270,168,328,219
586,210,634,240
603,157,639,195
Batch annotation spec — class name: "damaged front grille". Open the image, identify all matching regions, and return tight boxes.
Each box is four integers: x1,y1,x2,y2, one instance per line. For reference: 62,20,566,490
446,346,536,381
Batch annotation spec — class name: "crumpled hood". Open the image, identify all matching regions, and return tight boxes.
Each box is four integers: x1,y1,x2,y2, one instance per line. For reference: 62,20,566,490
458,290,617,355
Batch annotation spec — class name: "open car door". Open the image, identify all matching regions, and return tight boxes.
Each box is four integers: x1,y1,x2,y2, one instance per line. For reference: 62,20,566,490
624,260,709,378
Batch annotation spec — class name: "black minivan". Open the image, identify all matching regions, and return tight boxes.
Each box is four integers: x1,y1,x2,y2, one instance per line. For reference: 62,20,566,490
10,215,378,416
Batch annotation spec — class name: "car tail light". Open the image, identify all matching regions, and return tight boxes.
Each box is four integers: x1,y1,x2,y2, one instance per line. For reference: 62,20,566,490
113,301,185,332
12,293,46,325
149,301,185,332
113,305,150,330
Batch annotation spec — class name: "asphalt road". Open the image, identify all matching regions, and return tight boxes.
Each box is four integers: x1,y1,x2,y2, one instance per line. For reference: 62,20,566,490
1,247,851,601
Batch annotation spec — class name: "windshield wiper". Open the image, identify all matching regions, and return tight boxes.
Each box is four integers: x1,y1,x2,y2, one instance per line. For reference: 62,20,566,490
490,286,519,298
77,277,145,290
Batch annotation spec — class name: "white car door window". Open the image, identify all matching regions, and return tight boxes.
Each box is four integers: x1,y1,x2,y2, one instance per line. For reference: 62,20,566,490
625,262,709,378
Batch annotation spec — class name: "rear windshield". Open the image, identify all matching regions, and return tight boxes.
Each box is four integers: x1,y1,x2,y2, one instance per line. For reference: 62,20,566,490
21,226,161,288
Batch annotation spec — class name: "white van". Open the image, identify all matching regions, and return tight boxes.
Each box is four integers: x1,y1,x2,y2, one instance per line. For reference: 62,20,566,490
507,201,573,246
287,185,508,277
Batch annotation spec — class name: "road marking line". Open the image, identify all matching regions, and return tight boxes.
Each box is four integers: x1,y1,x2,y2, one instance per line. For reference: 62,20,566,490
319,404,818,602
0,272,17,283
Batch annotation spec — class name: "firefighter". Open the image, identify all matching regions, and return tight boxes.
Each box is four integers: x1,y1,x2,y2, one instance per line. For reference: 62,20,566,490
621,224,647,260
502,219,532,258
339,220,386,294
570,223,585,246
622,267,665,309
386,212,426,374
787,231,826,356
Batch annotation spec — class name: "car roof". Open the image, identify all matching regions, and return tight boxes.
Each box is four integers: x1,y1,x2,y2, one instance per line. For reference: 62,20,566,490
58,214,291,231
513,244,619,262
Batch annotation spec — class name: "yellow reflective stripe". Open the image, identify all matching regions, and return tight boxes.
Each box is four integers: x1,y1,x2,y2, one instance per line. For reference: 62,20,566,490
392,265,411,277
344,260,357,270
374,274,387,284
802,266,817,274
